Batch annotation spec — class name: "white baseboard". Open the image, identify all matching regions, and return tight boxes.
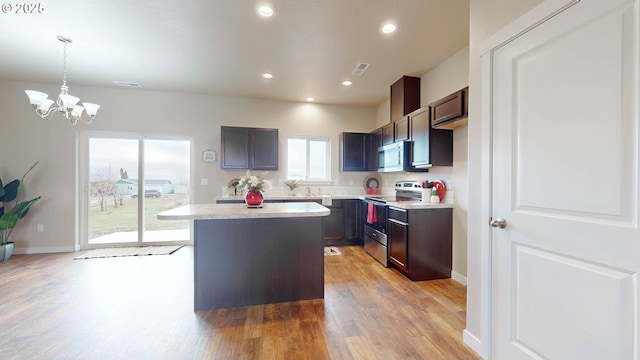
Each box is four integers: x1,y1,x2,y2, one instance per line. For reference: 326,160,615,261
14,246,76,255
451,271,467,285
463,329,487,359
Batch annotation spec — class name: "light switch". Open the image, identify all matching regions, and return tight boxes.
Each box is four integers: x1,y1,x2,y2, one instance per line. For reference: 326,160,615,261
201,178,209,186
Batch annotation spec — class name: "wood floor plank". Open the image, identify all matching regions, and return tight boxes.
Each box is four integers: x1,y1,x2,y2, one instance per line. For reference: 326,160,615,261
0,245,482,360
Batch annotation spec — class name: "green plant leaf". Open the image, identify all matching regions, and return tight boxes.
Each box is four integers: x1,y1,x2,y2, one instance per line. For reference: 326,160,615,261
16,160,39,195
14,197,41,219
0,211,19,231
2,179,19,203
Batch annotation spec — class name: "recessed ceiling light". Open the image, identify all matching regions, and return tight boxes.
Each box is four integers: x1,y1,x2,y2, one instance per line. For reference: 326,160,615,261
380,23,397,34
306,97,315,102
257,5,274,17
342,81,352,86
262,73,273,79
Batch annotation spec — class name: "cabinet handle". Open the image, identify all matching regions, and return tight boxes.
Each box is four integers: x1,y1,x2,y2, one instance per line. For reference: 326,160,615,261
389,218,408,226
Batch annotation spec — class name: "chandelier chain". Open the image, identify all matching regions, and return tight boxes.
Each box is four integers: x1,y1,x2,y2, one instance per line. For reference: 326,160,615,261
62,41,67,88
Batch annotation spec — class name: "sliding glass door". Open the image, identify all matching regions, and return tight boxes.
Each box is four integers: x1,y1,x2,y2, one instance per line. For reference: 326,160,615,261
84,134,191,248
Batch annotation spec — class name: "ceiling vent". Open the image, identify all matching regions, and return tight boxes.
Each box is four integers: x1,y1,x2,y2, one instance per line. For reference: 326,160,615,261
351,63,370,76
113,81,143,88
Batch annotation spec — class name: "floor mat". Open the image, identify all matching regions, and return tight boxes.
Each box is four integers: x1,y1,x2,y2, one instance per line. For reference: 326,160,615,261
73,245,183,259
324,246,342,256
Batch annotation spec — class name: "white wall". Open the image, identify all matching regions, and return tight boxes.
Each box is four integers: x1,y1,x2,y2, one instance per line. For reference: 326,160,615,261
465,0,543,357
0,80,376,253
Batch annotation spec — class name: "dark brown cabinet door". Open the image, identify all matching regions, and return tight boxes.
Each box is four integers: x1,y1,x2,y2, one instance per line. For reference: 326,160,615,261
250,128,278,170
394,116,410,142
390,76,421,122
343,199,361,243
340,132,369,172
369,128,382,171
410,107,453,168
221,126,249,169
388,217,408,271
324,201,344,245
410,108,430,168
381,123,394,145
221,127,278,170
431,87,469,129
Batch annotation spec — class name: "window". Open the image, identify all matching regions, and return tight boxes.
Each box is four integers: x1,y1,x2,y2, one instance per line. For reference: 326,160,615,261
287,136,331,182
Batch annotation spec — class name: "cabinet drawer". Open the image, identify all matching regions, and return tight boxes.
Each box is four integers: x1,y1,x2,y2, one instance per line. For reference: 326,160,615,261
388,207,408,222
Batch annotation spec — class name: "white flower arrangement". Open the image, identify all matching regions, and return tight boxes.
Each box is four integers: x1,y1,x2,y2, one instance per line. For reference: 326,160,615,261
236,170,272,192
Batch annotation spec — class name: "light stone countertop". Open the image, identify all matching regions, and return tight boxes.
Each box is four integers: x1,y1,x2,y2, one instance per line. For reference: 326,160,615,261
215,194,454,210
157,202,330,220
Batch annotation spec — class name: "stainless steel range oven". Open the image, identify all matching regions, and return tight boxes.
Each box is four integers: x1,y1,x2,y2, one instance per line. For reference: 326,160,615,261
363,197,389,267
363,181,425,267
394,180,424,201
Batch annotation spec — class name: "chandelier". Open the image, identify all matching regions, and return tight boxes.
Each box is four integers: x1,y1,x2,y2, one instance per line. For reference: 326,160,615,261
24,36,100,125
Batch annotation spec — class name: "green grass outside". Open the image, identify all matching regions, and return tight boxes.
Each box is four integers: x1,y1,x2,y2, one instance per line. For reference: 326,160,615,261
89,194,190,238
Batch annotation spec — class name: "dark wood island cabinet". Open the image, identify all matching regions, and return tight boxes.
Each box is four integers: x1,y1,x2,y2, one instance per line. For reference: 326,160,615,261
158,203,329,311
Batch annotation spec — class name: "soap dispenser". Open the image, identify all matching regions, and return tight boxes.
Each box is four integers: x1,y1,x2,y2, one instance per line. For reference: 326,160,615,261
430,187,440,204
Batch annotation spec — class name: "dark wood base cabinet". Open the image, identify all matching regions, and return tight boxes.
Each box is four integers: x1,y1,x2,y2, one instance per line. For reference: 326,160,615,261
388,207,452,281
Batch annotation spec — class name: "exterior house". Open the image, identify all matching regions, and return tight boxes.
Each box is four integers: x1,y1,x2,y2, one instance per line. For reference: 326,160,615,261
116,179,173,196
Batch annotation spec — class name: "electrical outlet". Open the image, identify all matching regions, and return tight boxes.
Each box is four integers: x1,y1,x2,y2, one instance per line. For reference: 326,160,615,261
37,224,44,232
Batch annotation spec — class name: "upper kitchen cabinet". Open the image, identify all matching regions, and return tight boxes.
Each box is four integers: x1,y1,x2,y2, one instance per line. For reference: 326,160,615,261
430,87,469,130
340,132,377,172
381,123,394,145
394,116,410,142
369,128,382,169
410,107,453,168
221,126,279,170
390,76,421,123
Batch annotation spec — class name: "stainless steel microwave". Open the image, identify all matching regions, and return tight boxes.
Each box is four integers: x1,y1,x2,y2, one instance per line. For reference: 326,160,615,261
377,141,429,173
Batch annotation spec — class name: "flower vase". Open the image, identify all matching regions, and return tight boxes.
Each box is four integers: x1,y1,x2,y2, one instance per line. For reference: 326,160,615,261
245,190,264,206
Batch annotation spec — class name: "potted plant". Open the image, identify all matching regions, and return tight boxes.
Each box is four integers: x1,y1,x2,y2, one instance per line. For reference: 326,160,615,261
284,179,299,196
236,170,272,206
0,161,41,262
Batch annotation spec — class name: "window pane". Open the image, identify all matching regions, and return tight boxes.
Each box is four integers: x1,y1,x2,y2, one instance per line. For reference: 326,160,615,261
88,138,139,244
309,140,327,179
287,137,330,182
143,139,191,242
287,138,307,180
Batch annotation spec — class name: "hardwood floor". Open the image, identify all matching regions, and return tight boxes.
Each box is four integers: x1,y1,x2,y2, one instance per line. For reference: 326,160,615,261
0,245,481,360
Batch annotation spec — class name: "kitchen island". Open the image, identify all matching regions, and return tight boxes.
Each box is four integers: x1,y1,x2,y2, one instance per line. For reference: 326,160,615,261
158,202,330,311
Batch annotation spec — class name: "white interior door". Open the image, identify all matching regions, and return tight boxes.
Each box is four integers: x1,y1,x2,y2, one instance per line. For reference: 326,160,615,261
487,0,639,358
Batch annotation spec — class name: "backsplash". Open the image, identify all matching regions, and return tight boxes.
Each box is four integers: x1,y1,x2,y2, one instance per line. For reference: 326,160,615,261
220,168,454,203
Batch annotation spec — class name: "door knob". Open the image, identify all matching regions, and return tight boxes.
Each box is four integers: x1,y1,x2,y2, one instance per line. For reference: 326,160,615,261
490,218,507,229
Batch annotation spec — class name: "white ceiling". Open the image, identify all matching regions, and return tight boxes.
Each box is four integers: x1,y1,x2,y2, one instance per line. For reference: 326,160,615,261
0,0,469,106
